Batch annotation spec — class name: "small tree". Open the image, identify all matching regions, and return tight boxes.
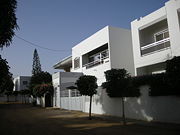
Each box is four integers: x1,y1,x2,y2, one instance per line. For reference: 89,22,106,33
102,69,140,124
32,49,42,75
76,75,98,120
33,84,53,98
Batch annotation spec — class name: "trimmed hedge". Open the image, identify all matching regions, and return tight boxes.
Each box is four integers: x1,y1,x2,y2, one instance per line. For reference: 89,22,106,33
132,56,180,96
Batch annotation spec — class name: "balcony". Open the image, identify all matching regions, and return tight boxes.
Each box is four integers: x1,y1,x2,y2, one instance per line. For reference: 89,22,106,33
82,49,109,69
141,37,170,56
139,19,170,56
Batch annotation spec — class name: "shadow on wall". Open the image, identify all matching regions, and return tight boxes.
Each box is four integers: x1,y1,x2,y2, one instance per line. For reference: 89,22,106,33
93,86,180,123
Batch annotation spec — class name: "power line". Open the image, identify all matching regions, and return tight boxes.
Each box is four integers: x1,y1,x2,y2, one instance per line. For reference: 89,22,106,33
15,35,71,52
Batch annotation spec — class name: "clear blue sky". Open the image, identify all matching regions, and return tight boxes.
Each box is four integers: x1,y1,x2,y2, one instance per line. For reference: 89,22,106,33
0,0,168,77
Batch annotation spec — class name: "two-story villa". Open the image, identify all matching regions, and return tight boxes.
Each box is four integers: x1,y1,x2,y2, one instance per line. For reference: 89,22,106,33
71,26,134,85
53,26,134,112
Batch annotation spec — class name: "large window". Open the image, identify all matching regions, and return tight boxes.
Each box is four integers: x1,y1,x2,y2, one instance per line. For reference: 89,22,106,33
74,57,80,69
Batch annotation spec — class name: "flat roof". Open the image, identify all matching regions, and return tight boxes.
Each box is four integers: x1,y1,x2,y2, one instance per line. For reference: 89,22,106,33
53,55,72,69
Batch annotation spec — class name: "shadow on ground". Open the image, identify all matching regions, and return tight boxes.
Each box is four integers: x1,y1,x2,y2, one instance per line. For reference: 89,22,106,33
0,103,180,135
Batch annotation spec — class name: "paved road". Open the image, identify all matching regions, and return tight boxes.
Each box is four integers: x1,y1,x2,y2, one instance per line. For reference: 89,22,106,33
0,103,180,135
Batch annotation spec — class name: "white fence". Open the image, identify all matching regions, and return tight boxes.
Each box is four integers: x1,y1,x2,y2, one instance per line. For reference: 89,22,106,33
60,89,83,111
61,96,83,111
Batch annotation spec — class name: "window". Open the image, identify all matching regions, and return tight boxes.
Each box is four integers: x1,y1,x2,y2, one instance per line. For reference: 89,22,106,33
74,57,80,69
23,81,28,85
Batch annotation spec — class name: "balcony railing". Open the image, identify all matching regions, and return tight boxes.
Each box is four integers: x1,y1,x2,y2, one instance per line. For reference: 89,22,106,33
141,37,170,56
83,56,109,69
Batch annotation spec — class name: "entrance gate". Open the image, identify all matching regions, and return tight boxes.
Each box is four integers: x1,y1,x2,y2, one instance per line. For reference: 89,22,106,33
60,89,83,111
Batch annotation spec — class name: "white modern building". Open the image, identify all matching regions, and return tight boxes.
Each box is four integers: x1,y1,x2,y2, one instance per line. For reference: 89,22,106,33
13,76,31,91
52,26,134,113
71,26,134,85
131,0,180,75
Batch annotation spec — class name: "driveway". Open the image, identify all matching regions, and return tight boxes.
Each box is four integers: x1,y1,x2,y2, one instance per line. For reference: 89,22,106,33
0,102,179,135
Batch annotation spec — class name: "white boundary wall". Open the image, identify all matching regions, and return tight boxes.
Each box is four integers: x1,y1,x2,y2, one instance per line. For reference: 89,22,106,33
0,95,32,103
83,85,180,123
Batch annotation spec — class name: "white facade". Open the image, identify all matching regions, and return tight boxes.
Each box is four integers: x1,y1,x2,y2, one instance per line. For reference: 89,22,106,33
53,25,136,116
13,76,31,91
131,0,180,75
52,6,180,123
72,26,134,85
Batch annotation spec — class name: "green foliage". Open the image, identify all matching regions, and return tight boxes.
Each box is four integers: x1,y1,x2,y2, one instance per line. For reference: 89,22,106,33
0,56,14,93
19,89,30,96
4,90,13,96
0,75,14,93
76,75,98,120
0,55,9,83
102,69,140,98
32,49,42,75
12,91,19,96
33,84,53,97
12,91,18,95
102,68,140,125
29,71,52,95
76,75,98,96
4,90,13,102
0,0,18,49
166,56,180,94
132,56,180,96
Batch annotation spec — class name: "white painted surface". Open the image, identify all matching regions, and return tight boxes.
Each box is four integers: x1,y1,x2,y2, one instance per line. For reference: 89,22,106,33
52,72,83,109
72,26,134,81
13,76,31,91
72,26,110,73
61,96,83,111
109,26,135,76
52,72,60,107
83,86,180,123
0,95,31,103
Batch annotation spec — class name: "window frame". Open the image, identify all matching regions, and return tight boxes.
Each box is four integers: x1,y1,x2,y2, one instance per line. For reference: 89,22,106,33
154,29,169,42
74,57,80,69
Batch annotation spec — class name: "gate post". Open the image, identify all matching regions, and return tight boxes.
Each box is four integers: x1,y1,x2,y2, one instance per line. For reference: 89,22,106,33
68,89,71,110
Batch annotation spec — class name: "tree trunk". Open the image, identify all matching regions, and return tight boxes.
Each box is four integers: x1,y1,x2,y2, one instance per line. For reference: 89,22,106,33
122,97,126,125
24,95,26,104
89,96,92,120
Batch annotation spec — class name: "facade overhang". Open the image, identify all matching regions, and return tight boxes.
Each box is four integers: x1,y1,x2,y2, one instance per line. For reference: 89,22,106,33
53,55,72,70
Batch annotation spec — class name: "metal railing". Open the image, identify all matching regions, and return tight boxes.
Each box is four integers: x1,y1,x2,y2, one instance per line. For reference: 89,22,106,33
83,56,109,69
141,38,170,56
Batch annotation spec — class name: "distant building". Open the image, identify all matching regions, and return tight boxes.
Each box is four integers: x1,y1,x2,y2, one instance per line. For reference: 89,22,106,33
13,76,31,91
